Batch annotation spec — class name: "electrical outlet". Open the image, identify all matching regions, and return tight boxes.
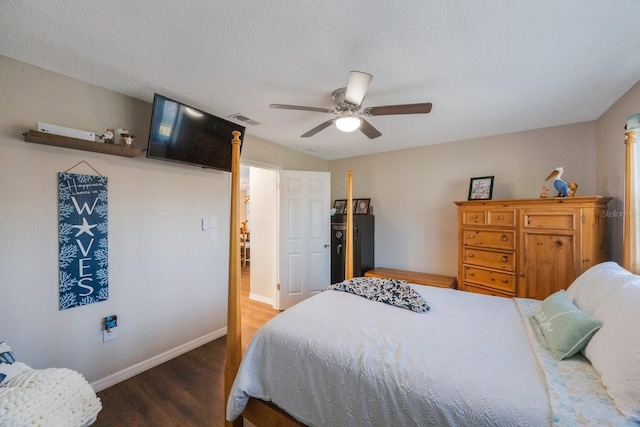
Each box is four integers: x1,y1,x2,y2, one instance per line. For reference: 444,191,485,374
103,326,118,342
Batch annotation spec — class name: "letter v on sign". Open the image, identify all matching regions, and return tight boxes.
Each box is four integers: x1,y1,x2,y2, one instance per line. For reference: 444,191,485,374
77,238,95,257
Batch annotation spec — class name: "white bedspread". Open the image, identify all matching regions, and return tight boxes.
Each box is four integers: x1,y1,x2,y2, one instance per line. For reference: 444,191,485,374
227,285,551,426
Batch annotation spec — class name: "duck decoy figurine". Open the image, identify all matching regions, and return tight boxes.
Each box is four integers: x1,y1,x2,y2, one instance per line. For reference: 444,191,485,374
545,167,569,197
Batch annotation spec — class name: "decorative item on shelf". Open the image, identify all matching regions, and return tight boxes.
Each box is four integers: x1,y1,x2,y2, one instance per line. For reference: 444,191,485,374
113,128,129,145
540,186,549,198
120,133,135,148
567,182,578,197
545,167,571,197
468,176,494,200
98,129,114,144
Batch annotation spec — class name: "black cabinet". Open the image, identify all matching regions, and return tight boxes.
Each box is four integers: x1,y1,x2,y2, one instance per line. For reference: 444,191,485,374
331,214,374,284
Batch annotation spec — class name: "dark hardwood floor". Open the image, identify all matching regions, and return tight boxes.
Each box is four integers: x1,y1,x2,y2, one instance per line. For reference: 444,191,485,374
94,265,279,426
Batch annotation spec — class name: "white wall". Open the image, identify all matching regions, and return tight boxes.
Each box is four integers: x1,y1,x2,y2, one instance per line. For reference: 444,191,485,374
0,55,327,387
329,122,598,276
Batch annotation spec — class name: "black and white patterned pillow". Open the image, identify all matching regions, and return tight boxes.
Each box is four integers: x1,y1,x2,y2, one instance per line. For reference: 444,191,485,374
0,341,31,385
326,277,429,312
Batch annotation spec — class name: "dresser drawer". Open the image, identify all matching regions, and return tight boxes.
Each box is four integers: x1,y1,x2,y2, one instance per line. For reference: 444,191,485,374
487,209,516,227
462,247,515,271
463,266,516,293
463,229,515,251
523,211,575,230
462,210,486,225
463,282,514,298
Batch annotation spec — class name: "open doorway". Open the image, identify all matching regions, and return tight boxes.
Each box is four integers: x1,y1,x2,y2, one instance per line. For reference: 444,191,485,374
240,163,332,311
240,163,278,308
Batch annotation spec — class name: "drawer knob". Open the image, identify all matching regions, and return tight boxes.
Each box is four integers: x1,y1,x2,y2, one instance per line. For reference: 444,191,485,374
468,234,475,239
469,272,475,277
501,256,508,262
502,279,509,283
498,215,504,220
468,253,475,258
502,235,508,241
471,215,477,219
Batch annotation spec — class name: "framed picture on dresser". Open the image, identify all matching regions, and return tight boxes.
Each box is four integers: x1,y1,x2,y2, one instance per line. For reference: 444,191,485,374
355,198,370,214
333,199,347,214
468,176,494,200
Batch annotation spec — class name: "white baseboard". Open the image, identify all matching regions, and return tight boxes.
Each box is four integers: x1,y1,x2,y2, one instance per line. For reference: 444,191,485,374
249,292,273,306
90,327,227,392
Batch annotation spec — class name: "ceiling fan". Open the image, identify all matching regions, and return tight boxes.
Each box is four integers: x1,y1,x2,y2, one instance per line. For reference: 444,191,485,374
270,71,433,139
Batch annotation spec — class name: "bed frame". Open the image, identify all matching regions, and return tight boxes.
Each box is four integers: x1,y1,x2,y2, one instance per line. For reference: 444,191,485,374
224,132,354,426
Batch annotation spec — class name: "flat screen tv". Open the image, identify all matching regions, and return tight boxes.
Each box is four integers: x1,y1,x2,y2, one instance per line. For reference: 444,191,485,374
146,94,245,172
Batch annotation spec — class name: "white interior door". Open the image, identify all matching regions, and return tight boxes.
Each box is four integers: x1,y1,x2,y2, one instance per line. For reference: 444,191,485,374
278,170,331,310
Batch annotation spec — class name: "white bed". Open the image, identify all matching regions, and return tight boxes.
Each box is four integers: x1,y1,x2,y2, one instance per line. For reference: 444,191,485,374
227,263,640,426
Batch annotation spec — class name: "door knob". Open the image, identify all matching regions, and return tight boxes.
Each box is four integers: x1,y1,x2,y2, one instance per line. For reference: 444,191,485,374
324,243,330,248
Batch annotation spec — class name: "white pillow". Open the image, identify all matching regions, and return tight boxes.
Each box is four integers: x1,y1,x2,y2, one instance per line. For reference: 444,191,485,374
565,262,640,421
583,280,640,421
565,261,640,317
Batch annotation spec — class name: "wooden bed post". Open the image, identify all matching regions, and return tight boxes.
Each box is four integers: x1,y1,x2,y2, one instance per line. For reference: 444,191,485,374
224,130,243,427
345,169,354,279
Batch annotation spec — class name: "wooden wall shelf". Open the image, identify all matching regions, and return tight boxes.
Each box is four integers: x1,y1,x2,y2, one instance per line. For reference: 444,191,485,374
24,130,143,158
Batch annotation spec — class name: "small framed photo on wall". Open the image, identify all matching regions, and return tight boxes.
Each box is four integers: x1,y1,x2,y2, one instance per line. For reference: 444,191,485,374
355,198,370,214
468,176,494,200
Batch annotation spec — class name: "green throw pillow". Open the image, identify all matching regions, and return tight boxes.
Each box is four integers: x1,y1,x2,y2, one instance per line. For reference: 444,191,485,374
533,290,603,360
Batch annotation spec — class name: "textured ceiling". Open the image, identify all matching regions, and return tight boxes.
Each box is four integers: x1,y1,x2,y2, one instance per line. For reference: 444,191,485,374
1,1,639,160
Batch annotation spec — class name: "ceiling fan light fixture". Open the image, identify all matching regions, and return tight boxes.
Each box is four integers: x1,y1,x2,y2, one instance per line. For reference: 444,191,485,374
335,115,362,133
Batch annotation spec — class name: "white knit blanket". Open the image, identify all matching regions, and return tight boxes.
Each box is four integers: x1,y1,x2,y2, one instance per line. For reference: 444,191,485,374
0,368,101,426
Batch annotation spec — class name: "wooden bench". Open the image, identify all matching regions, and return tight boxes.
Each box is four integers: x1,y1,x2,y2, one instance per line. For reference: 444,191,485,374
364,267,458,289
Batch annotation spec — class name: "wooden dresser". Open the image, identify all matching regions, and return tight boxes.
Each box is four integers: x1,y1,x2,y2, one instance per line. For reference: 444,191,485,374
454,196,611,300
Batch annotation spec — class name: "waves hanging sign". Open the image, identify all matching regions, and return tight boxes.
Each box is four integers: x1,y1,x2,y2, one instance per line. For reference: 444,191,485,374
58,172,109,310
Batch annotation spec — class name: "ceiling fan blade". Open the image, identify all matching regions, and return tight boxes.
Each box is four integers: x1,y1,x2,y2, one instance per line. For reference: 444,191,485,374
359,118,382,139
364,102,432,116
344,71,373,107
301,119,334,137
270,104,335,114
